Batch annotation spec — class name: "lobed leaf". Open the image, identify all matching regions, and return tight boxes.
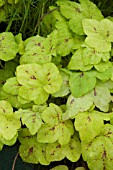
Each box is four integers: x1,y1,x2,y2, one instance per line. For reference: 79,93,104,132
0,100,13,116
82,124,113,170
69,72,96,97
0,32,18,61
46,142,65,162
37,124,59,143
64,134,81,162
52,71,70,97
57,120,74,145
19,137,39,164
68,48,93,71
66,95,93,118
41,103,62,125
55,21,74,56
75,111,104,143
3,77,20,95
17,109,43,135
88,82,112,112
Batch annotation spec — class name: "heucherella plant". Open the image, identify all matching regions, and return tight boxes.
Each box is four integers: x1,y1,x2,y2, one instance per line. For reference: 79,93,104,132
1,0,113,169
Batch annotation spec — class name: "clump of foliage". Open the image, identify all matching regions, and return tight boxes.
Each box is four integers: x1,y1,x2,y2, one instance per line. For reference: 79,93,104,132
1,0,113,170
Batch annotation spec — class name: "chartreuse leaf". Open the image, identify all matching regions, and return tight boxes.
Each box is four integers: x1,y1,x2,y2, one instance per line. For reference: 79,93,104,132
20,46,51,65
75,111,104,143
58,120,74,145
66,95,93,118
57,0,103,35
46,142,65,162
24,35,45,51
69,15,85,35
37,121,74,145
94,61,112,72
37,124,59,143
16,63,44,86
87,82,112,112
0,32,18,61
37,104,74,145
1,133,18,146
79,0,103,20
0,100,13,116
15,33,25,55
64,134,81,162
72,34,85,50
100,19,113,42
17,95,31,104
84,34,111,52
50,165,68,170
16,63,62,104
0,115,20,140
57,1,83,19
82,19,100,36
18,128,50,165
46,30,58,57
0,100,21,140
19,85,49,105
52,71,70,97
49,5,65,22
36,143,50,165
68,48,93,71
16,108,43,135
95,67,112,81
82,124,113,170
82,47,110,65
18,128,34,144
0,88,34,109
43,63,62,94
55,21,74,56
19,136,39,164
3,77,20,95
32,103,47,112
82,19,113,52
69,72,96,97
104,80,113,92
41,103,62,125
20,35,52,64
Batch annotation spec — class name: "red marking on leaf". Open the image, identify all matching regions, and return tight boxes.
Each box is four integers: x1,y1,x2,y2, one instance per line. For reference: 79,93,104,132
70,98,74,105
80,72,84,78
65,38,69,42
102,150,107,160
56,144,61,148
87,116,91,122
94,88,97,96
28,147,33,155
30,75,36,80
